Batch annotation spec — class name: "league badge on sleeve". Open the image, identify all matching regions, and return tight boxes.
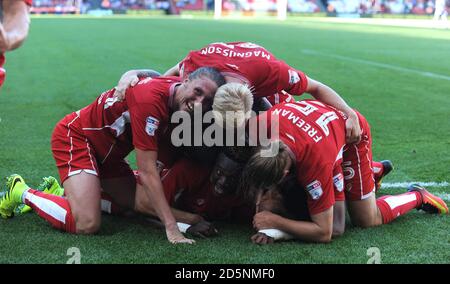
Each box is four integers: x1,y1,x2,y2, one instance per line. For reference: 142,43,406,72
333,173,344,192
288,69,300,85
306,180,323,200
145,116,160,136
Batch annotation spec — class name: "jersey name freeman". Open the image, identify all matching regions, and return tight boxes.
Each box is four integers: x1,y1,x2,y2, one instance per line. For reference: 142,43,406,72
272,108,323,143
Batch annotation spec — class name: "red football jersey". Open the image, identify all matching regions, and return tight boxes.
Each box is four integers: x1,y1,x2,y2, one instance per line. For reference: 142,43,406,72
264,100,347,215
24,0,33,5
78,77,179,164
179,42,308,98
266,91,296,106
161,159,253,222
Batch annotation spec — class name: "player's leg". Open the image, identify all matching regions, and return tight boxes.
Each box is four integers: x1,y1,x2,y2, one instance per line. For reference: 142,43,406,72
18,176,64,215
61,172,101,234
99,160,137,215
0,172,101,234
134,181,157,216
98,158,156,216
344,138,387,227
332,201,346,236
30,112,102,234
372,160,394,191
344,113,429,227
332,167,345,236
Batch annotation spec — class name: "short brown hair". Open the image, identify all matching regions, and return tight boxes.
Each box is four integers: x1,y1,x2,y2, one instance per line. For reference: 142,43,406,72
240,140,290,200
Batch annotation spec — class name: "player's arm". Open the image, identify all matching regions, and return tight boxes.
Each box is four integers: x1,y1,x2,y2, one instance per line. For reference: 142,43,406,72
113,69,161,100
332,200,346,237
253,207,333,243
0,0,30,52
136,199,203,225
136,197,218,238
135,149,194,244
171,208,218,238
305,76,361,144
163,63,180,76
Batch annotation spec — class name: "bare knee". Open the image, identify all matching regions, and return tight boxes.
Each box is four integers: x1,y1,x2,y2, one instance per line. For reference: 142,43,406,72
76,216,101,234
332,226,345,238
351,216,377,228
134,198,155,216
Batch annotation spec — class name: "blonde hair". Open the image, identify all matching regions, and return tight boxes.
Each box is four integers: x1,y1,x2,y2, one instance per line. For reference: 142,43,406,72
212,83,254,129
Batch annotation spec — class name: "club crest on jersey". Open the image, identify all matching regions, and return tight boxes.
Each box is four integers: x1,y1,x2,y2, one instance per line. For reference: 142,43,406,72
145,116,159,136
333,173,344,192
288,69,300,85
306,180,323,200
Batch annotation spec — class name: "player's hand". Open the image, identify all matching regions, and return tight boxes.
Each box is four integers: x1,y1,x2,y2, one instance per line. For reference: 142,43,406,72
166,226,195,244
113,70,140,101
345,111,362,144
251,232,274,245
253,211,278,230
187,220,219,238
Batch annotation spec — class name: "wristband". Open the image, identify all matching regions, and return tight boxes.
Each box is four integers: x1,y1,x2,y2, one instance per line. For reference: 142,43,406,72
177,222,192,233
259,229,294,241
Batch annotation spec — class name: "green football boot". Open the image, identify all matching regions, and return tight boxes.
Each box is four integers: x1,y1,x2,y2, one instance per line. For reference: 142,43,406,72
0,174,29,218
18,176,64,214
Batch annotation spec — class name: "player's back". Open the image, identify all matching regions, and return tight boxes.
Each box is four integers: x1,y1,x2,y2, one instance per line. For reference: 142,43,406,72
180,42,294,98
77,77,177,161
269,100,346,179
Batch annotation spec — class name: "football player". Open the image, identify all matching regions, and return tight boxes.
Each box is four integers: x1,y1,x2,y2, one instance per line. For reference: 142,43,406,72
0,67,226,244
113,41,362,144
241,99,448,243
111,42,393,188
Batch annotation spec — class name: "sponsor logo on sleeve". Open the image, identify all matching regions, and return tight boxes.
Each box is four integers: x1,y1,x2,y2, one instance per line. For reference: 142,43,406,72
333,173,344,192
145,116,160,136
288,69,301,85
306,180,323,200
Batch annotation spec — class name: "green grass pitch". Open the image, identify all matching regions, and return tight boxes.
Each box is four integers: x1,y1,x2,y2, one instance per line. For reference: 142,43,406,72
0,16,449,264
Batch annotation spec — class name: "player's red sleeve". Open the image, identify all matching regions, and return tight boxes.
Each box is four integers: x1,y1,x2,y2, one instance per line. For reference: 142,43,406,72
266,91,295,106
24,0,33,6
301,165,335,216
178,52,197,79
127,90,163,152
277,61,308,96
333,165,345,202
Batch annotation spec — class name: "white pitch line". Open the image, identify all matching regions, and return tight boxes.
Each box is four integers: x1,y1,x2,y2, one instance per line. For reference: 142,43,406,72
381,182,449,189
434,193,450,202
302,49,450,82
1,183,447,198
381,182,450,201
